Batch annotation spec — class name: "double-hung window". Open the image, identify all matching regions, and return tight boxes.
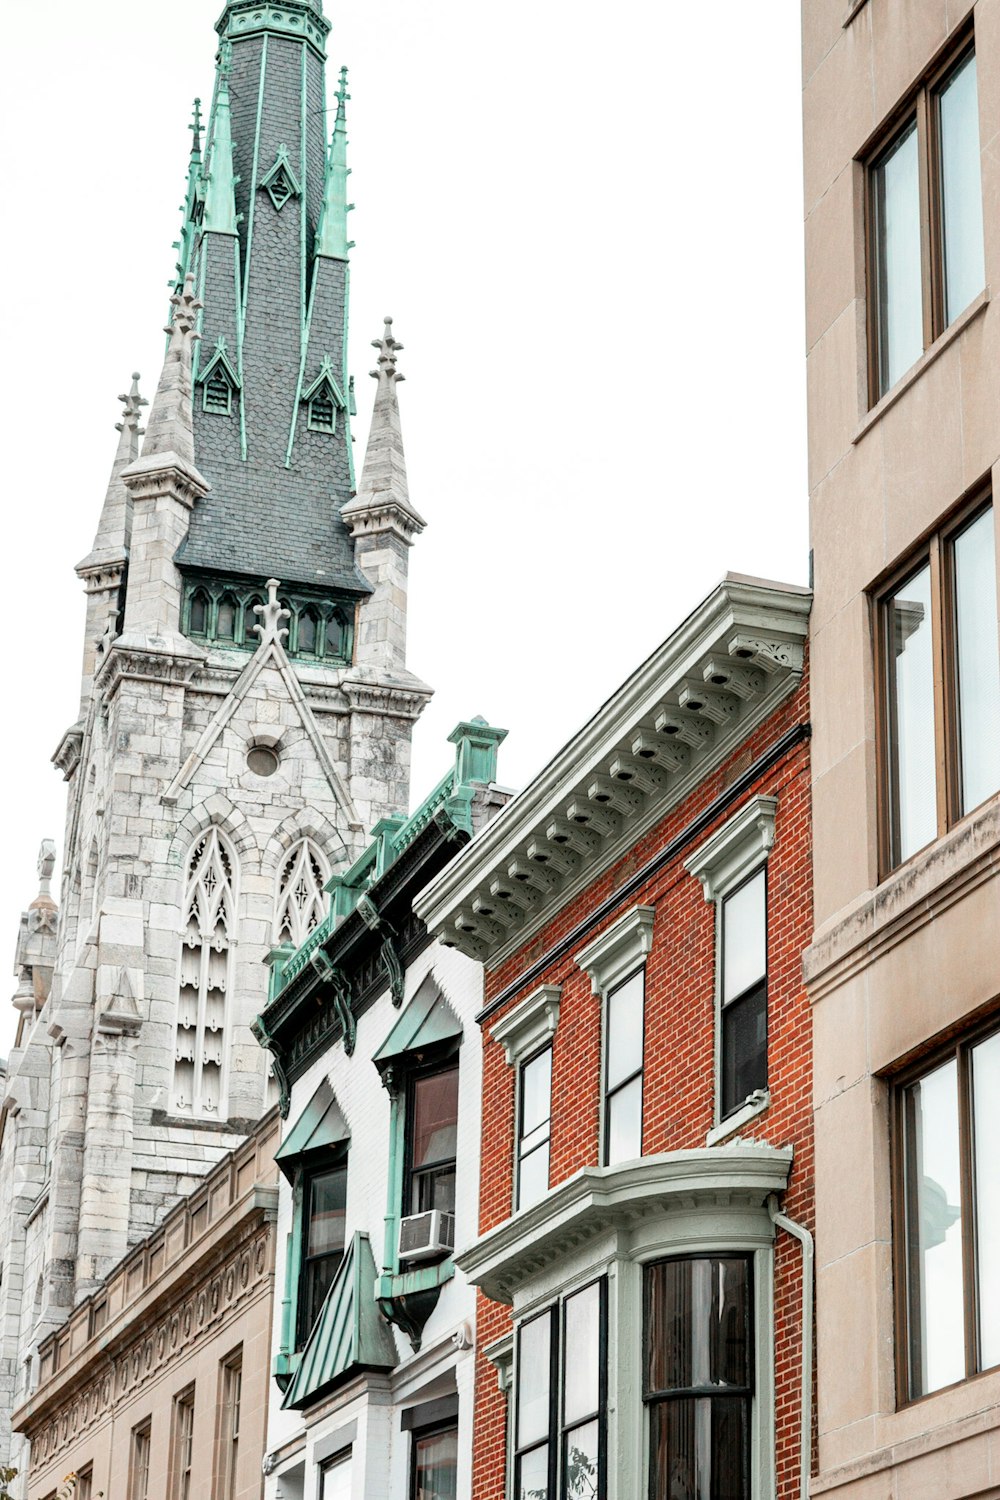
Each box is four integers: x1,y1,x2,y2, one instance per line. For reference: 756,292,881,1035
171,1387,196,1500
867,33,984,401
514,1279,607,1500
644,1256,753,1499
894,1017,1000,1400
410,1422,459,1499
719,870,768,1120
130,1421,151,1500
877,497,1000,871
320,1452,352,1499
517,1046,552,1209
406,1063,459,1216
297,1160,348,1348
603,970,644,1165
219,1352,242,1500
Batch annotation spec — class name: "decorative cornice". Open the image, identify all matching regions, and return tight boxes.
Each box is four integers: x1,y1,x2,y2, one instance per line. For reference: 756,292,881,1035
340,495,427,546
75,556,127,593
457,1146,793,1305
340,674,434,720
416,576,810,964
684,795,777,902
120,450,210,510
217,0,331,58
51,725,84,781
490,984,561,1067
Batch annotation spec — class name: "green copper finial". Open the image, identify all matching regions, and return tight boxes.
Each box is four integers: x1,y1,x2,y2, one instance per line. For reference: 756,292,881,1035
204,69,239,235
173,98,206,290
190,96,203,155
316,64,354,261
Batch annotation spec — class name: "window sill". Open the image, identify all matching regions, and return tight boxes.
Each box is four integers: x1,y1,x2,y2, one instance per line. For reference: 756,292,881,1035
853,288,990,445
706,1091,771,1147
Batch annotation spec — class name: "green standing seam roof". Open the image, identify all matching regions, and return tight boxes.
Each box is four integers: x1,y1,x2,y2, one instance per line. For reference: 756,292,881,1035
372,975,463,1076
274,1078,349,1180
281,1231,396,1409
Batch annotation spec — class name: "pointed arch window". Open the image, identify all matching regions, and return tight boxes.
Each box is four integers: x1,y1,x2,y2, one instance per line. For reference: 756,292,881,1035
325,610,346,658
189,587,211,636
274,839,330,949
217,593,238,641
297,606,320,656
174,827,237,1119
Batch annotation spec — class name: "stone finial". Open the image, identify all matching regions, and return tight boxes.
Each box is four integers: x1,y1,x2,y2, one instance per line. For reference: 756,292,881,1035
139,273,203,463
116,373,148,443
370,316,404,385
36,840,56,894
76,374,148,576
253,579,291,647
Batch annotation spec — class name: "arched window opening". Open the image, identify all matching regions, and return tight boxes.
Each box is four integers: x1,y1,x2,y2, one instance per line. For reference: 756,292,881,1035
217,593,238,640
297,607,320,656
274,839,329,949
189,588,210,635
242,595,265,646
174,828,236,1118
324,611,345,659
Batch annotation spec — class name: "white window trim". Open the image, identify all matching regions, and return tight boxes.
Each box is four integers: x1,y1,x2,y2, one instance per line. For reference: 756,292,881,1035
490,984,561,1068
685,797,776,1135
575,905,655,996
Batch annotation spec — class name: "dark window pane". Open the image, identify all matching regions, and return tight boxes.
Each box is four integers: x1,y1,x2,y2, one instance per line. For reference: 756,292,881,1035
413,1069,459,1169
413,1426,458,1500
937,50,984,322
303,1251,340,1336
521,1049,552,1137
886,562,937,862
903,1060,965,1394
721,983,767,1118
325,613,345,657
953,507,1000,815
563,1419,599,1500
517,1314,551,1448
298,609,318,654
972,1031,1000,1370
563,1283,600,1425
517,1445,549,1500
646,1259,750,1395
189,591,209,634
648,1396,749,1500
606,970,643,1089
606,1074,642,1165
414,1166,456,1215
872,118,923,394
308,1168,347,1256
722,872,766,1004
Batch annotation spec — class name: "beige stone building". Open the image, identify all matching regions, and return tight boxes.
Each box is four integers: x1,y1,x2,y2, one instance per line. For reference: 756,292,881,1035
10,1111,279,1500
803,2,1000,1497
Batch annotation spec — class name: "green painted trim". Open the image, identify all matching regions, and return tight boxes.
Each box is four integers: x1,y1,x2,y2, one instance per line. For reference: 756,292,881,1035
301,356,346,407
197,338,242,393
260,144,302,210
281,1232,396,1409
316,68,354,261
376,1261,455,1302
383,1089,405,1274
218,0,329,60
182,575,354,663
299,42,308,359
203,73,239,235
238,32,269,400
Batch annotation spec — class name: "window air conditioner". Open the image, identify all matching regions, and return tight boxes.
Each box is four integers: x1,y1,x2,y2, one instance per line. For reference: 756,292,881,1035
398,1209,455,1264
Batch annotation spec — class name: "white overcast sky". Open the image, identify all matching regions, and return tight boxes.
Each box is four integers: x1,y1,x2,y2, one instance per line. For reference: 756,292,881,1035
0,2,806,1057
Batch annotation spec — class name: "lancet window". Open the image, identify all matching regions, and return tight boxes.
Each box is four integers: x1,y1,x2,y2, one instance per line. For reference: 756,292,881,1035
182,577,353,665
274,839,330,949
174,828,237,1118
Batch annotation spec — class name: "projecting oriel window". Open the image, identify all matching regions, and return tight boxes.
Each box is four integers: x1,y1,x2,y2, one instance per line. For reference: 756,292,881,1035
867,34,984,403
877,496,1000,870
895,1017,1000,1400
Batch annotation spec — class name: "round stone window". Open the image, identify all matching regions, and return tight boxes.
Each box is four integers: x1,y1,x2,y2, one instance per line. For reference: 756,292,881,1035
247,745,280,777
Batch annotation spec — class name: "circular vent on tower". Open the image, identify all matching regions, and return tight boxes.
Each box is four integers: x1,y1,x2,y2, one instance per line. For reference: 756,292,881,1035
247,745,280,777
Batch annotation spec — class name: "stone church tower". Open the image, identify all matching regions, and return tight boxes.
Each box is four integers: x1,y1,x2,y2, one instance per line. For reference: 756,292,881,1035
0,0,429,1472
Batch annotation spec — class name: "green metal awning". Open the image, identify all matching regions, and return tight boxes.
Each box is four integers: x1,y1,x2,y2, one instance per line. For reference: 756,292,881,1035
281,1232,397,1409
372,975,463,1077
274,1079,350,1181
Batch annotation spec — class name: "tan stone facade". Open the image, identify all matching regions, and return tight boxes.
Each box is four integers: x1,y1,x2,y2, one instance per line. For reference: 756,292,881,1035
11,1112,279,1500
804,2,1000,1496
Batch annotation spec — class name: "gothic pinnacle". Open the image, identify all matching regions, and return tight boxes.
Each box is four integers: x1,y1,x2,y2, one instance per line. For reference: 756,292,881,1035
342,317,426,539
203,70,239,235
77,373,148,572
316,64,354,260
140,275,203,464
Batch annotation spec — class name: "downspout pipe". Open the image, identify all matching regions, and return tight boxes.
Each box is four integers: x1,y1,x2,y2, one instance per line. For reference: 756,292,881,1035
767,1193,814,1500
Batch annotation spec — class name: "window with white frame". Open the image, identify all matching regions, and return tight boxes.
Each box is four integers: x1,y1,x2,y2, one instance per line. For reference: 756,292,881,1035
576,907,654,1167
685,798,776,1132
491,984,561,1214
514,1278,607,1500
320,1452,352,1500
517,1046,552,1209
174,827,237,1118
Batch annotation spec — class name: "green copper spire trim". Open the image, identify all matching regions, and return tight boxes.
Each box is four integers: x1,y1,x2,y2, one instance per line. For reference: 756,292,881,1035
316,67,355,261
203,69,239,235
216,0,330,60
237,31,269,461
343,267,356,489
260,145,302,212
172,98,205,295
301,355,345,407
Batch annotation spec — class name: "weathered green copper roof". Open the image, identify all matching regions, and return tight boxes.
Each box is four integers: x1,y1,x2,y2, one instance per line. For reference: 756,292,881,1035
274,1078,349,1180
372,975,462,1075
172,99,204,293
203,70,238,235
217,0,330,58
274,719,507,997
316,68,354,260
281,1232,396,1409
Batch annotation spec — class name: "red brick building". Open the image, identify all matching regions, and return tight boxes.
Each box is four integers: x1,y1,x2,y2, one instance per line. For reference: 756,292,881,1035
417,575,813,1500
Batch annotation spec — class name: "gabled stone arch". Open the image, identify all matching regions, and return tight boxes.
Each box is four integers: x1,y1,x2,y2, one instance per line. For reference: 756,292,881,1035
263,807,350,877
169,794,257,869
